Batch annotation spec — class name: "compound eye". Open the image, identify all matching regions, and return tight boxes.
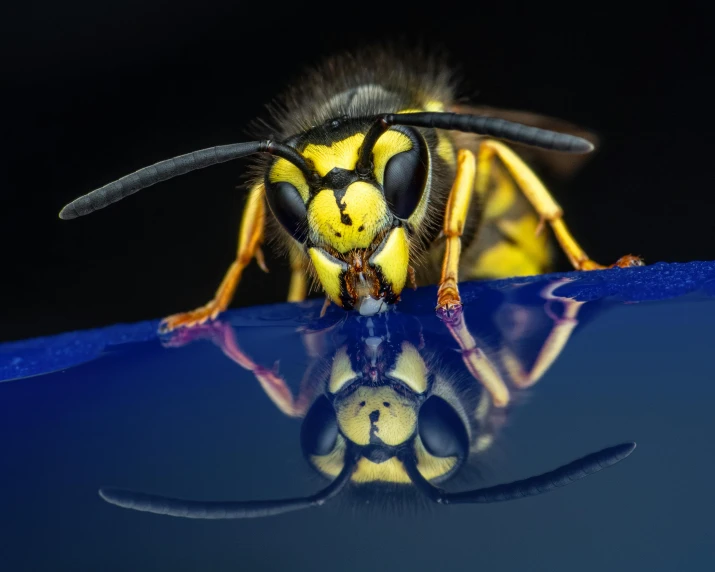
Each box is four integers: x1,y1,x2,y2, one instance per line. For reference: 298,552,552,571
418,396,468,458
301,396,339,456
265,181,308,240
382,138,428,220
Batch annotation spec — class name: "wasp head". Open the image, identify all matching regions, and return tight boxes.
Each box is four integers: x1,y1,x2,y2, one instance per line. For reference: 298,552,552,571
264,119,431,315
300,323,469,485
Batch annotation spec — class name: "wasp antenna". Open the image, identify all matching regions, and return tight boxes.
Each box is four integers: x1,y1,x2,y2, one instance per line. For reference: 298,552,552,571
59,141,315,220
356,111,594,173
403,442,635,505
361,112,594,157
98,448,357,519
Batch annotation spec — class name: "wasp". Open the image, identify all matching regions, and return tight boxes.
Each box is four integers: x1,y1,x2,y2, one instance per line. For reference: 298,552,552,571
59,46,643,331
98,280,635,519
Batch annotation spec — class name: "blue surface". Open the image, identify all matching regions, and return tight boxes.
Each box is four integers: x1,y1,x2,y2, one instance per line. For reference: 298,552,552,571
1,261,715,571
3,261,714,383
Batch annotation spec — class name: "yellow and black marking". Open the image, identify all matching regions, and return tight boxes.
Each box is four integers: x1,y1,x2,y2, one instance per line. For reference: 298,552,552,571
261,110,445,312
335,385,418,447
307,182,389,252
464,150,554,281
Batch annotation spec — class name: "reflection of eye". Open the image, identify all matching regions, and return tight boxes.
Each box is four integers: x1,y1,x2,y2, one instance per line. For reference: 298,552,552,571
382,134,428,220
265,181,308,240
418,396,468,458
301,396,338,456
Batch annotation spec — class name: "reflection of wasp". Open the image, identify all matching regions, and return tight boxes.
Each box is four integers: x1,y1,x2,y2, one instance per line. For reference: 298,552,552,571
100,280,635,519
59,46,642,331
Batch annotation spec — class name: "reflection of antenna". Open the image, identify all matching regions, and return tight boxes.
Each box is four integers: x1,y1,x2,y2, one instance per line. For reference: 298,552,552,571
402,442,635,504
98,443,634,519
99,448,358,519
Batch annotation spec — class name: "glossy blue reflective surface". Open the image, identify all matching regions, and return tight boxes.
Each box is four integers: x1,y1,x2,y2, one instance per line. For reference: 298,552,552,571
2,261,714,571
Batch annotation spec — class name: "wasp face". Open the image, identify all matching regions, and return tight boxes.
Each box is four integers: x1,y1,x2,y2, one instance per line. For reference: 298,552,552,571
329,336,427,451
264,122,430,315
301,330,468,485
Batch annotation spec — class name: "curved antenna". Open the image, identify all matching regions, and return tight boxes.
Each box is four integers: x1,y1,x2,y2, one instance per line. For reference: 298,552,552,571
402,442,635,505
59,140,316,220
356,112,594,173
99,450,357,519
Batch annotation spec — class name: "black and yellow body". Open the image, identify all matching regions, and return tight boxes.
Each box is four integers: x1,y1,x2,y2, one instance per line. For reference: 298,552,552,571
59,46,642,331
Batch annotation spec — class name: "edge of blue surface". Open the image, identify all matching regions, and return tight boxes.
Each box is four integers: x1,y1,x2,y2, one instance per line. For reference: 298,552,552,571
2,260,714,382
472,260,715,302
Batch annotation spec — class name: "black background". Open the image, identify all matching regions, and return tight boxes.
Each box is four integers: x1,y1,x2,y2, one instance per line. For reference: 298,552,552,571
4,3,713,342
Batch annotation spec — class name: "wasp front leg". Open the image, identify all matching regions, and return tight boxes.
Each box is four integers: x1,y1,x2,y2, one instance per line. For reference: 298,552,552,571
478,140,644,271
214,321,323,417
159,183,269,333
162,319,320,417
436,149,478,315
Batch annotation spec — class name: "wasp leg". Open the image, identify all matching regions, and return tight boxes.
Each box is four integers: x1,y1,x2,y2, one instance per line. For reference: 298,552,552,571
469,390,507,453
442,308,511,407
218,322,323,417
287,245,309,302
478,140,644,270
159,183,268,333
436,149,478,314
500,278,586,388
166,319,320,417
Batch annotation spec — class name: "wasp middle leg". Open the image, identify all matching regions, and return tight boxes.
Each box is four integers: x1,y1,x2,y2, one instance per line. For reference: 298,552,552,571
436,148,478,314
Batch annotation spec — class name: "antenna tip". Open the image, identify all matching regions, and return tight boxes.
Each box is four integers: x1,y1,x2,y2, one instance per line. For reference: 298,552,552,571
98,487,129,506
612,441,637,461
572,137,596,154
58,204,77,220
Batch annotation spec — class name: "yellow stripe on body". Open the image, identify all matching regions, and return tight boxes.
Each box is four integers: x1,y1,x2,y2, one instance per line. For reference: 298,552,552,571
469,215,551,279
467,146,553,280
